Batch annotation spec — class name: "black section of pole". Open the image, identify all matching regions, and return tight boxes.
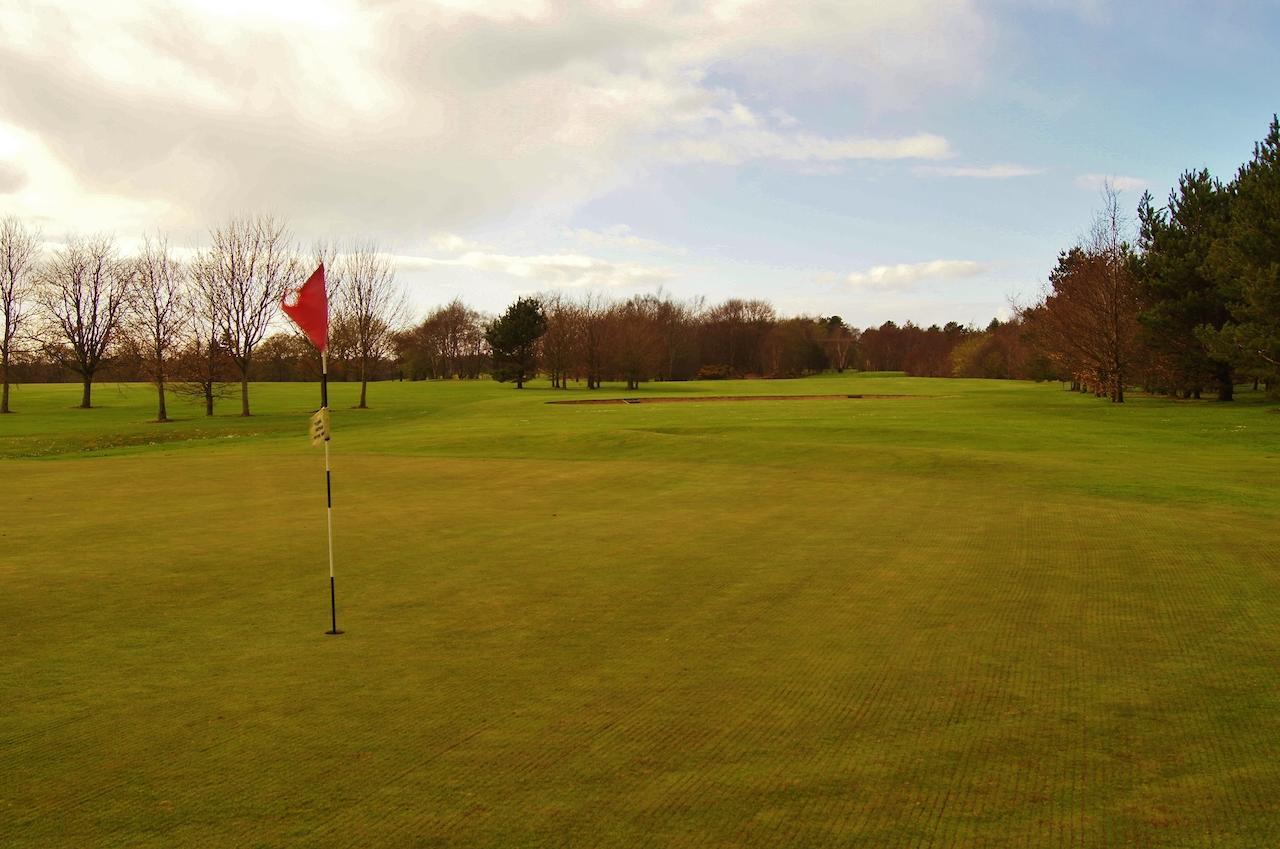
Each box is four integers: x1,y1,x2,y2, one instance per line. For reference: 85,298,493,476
320,365,329,409
327,575,339,635
326,469,332,507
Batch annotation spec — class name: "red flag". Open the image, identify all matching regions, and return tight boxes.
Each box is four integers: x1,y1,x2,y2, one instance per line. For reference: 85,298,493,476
282,264,329,352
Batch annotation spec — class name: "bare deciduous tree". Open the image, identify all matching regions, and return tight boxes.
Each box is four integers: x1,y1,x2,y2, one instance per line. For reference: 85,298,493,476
1027,186,1142,402
177,253,234,415
335,243,403,408
36,234,133,409
654,292,703,381
610,295,663,390
129,234,185,422
539,292,579,388
311,239,344,303
704,298,775,376
202,215,301,416
0,216,40,413
578,293,613,389
393,298,487,380
822,316,856,373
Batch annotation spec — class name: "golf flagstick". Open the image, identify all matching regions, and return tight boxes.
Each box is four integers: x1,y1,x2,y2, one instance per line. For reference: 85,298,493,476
321,349,340,635
282,263,341,635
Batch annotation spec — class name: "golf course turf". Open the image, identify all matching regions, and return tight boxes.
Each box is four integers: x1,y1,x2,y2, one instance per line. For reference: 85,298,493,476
3,374,1279,847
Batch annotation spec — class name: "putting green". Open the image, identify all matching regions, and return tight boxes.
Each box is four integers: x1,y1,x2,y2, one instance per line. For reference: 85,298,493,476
3,374,1279,847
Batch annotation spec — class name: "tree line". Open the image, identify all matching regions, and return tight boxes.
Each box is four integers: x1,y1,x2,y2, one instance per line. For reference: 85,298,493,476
460,293,852,390
285,293,865,388
425,296,1041,389
0,215,404,418
2,116,1276,412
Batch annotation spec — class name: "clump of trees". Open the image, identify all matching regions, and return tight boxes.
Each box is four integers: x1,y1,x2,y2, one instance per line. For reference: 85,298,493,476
390,292,860,390
1196,118,1280,393
954,115,1280,402
393,298,489,381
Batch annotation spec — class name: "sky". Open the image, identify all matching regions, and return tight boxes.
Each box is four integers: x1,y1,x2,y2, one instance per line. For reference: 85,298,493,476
1,0,1277,327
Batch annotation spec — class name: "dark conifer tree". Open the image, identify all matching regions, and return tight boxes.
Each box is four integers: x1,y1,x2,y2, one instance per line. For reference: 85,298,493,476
1137,170,1234,400
486,296,547,389
1202,115,1280,395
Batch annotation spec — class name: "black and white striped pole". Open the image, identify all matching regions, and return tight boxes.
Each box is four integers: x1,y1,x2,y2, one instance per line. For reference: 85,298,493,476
319,349,341,636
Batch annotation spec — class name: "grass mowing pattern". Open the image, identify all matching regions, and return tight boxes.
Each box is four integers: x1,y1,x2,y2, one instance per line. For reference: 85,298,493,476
2,374,1279,847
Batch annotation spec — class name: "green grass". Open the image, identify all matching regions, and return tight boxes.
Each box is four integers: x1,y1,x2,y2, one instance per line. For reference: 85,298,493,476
3,374,1280,847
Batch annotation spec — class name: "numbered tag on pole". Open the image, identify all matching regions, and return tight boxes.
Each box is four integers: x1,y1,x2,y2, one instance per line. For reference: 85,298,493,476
310,408,332,445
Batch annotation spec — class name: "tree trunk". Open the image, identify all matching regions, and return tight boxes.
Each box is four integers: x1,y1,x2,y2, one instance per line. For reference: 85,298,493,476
156,375,168,422
1,348,9,413
204,383,214,416
240,376,250,416
516,372,524,389
358,358,368,408
1215,363,1234,402
80,377,93,409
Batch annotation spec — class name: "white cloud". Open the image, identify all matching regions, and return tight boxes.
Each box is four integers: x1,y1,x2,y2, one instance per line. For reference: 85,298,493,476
0,160,24,193
698,0,988,104
769,108,800,128
1075,173,1148,192
424,233,490,254
567,225,682,254
915,163,1041,178
844,259,989,291
658,130,951,165
393,249,676,289
0,121,171,233
0,1,987,236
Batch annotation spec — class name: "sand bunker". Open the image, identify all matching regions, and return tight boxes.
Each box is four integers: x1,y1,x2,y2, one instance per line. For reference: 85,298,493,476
548,393,922,405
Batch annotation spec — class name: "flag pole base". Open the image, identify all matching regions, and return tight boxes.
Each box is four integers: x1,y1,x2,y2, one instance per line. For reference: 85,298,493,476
325,629,345,636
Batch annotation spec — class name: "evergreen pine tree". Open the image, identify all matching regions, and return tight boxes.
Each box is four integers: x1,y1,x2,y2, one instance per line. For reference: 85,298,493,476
1137,170,1234,399
1203,115,1280,395
486,297,547,389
